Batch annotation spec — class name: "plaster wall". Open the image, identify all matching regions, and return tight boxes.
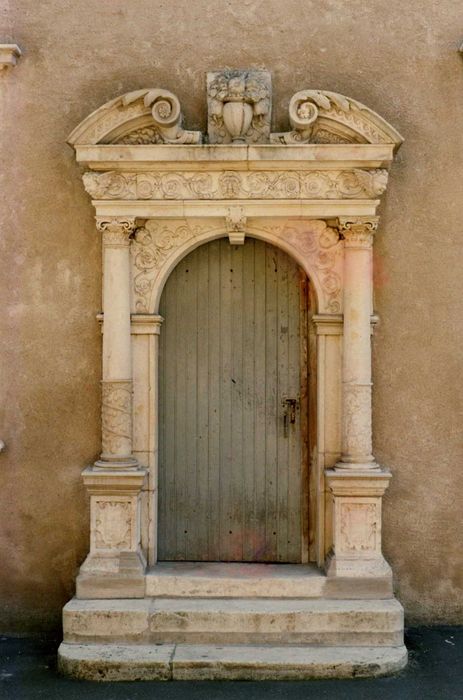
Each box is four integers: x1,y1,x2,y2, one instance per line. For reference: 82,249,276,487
1,0,462,632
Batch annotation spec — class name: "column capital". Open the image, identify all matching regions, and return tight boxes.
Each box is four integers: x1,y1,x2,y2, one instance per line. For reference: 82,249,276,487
96,217,137,246
337,216,379,248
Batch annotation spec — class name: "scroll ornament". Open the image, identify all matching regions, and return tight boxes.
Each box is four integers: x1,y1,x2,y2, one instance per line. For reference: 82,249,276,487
118,89,201,145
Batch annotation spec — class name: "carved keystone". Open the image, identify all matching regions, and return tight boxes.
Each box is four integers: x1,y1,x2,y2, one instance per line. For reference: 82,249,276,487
226,207,246,245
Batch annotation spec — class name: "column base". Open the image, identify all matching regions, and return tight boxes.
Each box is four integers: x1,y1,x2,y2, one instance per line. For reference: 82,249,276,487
76,550,146,599
325,549,393,580
94,456,140,470
335,460,381,471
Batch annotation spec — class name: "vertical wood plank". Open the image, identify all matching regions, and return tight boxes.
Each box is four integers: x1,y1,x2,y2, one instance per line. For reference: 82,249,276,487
265,243,279,561
252,240,268,560
219,241,233,559
158,264,177,559
277,247,290,561
195,242,210,560
207,241,221,560
242,240,257,560
230,244,244,560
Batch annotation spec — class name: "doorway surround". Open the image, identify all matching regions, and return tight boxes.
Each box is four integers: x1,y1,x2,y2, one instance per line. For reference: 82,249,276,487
59,71,406,679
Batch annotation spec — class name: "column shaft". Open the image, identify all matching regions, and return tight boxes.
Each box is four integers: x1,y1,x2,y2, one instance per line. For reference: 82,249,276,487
95,217,138,468
337,217,378,470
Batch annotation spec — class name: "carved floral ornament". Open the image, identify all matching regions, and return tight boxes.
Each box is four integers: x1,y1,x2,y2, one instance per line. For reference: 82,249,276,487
131,218,343,315
83,169,389,201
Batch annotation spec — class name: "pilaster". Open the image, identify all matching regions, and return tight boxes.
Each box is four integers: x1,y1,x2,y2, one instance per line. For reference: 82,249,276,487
77,217,147,598
326,216,392,584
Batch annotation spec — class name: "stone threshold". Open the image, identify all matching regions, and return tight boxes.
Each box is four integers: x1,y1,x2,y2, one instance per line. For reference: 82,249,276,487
145,561,393,599
58,642,408,681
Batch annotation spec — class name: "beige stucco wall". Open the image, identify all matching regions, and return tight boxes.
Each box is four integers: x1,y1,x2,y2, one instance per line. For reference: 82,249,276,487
1,0,462,632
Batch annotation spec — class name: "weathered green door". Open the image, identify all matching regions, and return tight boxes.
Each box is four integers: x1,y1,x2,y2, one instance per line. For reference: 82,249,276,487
158,238,309,562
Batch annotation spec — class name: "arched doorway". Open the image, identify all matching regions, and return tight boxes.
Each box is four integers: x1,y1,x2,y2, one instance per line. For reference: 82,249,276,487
158,237,310,562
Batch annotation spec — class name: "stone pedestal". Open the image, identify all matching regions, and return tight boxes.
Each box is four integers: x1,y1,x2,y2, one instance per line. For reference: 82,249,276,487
325,470,392,586
77,468,147,598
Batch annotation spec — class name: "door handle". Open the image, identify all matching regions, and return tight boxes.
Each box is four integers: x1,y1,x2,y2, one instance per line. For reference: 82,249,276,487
282,398,298,437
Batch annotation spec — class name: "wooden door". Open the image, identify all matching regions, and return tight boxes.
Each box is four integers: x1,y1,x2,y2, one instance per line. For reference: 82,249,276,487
158,238,309,562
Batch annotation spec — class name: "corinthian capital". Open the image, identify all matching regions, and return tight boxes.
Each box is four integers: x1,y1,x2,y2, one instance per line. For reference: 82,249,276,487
96,217,137,246
337,216,379,248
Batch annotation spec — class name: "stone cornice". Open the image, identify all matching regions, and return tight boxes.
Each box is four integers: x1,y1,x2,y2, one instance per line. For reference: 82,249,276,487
73,143,396,171
0,44,21,70
91,199,380,220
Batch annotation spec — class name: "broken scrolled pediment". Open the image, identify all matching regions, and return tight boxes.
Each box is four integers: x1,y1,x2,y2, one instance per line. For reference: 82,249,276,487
67,88,202,146
270,89,403,150
68,71,403,150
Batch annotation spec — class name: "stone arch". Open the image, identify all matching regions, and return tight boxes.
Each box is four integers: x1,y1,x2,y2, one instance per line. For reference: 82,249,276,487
132,219,342,317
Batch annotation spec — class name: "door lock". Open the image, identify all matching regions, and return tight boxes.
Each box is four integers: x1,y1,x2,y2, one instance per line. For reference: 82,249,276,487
282,397,298,437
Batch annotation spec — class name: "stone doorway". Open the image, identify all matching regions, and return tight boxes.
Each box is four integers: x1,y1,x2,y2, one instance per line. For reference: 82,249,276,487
59,70,407,679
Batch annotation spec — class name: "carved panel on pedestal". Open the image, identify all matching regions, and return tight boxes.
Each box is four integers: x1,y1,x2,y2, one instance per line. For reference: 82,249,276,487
339,502,378,554
94,500,132,550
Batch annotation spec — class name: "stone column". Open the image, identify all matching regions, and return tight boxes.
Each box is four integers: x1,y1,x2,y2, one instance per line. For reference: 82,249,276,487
95,217,138,469
78,217,147,599
337,217,378,470
326,217,392,588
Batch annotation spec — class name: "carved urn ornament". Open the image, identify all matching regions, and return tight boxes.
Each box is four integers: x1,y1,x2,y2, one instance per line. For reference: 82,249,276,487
207,69,272,143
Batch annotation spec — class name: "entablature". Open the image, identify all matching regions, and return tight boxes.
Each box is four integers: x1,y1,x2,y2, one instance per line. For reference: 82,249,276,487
69,72,402,214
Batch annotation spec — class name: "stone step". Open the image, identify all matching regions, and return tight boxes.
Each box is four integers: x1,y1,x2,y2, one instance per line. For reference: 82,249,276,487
63,597,404,647
58,641,408,681
145,562,326,598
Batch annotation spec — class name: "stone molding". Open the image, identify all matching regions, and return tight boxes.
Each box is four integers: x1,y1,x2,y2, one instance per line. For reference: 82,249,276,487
83,169,388,201
130,314,163,335
0,44,21,70
68,88,201,146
